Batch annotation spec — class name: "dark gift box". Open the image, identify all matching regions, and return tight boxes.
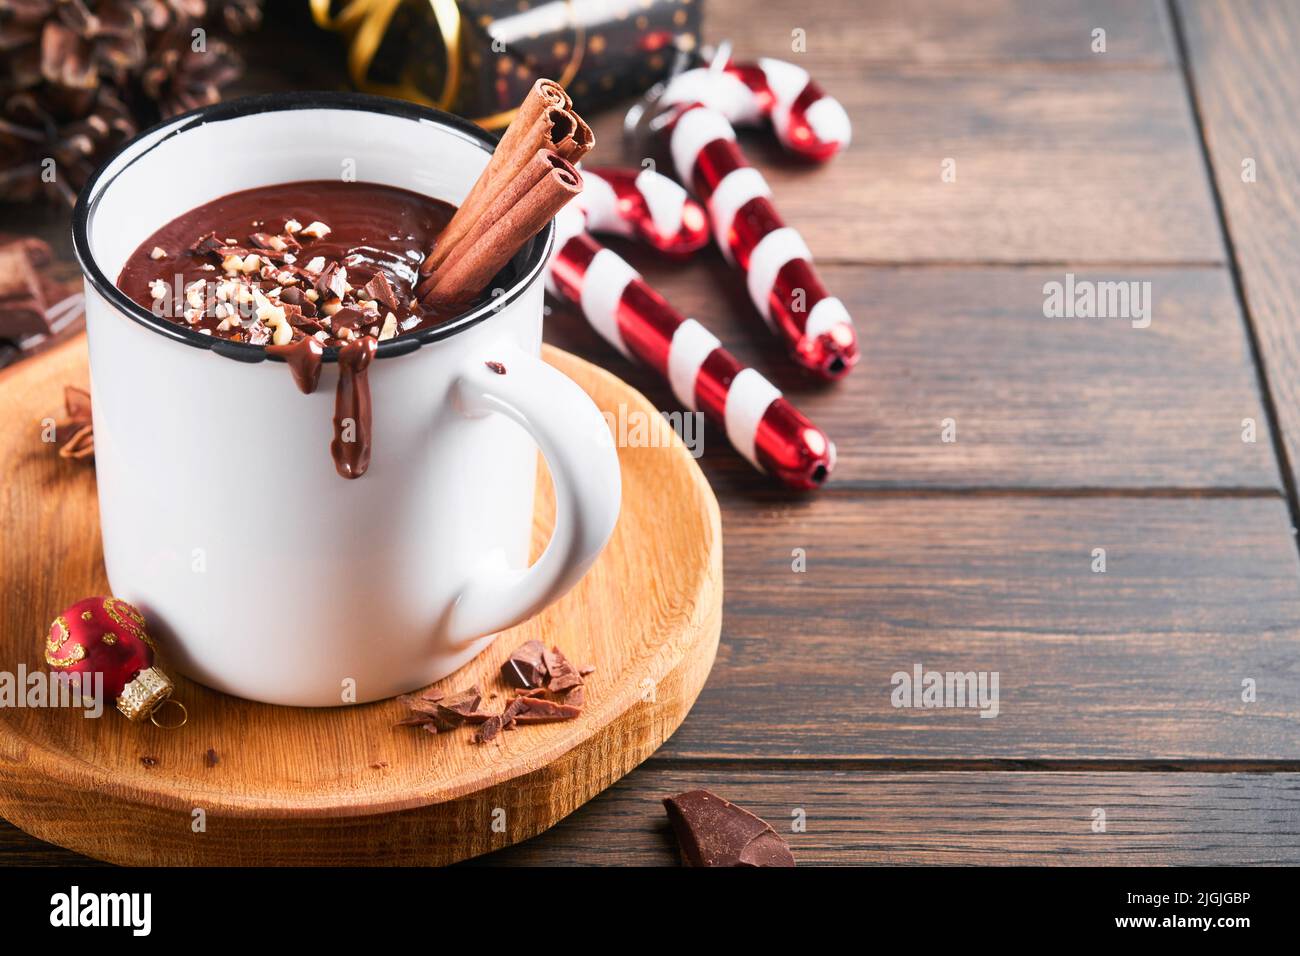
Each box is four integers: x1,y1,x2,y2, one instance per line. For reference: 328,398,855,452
311,0,702,129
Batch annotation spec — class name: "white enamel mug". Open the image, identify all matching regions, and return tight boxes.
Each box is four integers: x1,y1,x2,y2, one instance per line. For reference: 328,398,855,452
72,93,621,707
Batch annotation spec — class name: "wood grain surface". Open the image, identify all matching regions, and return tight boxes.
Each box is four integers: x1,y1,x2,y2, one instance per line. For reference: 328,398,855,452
5,0,1300,866
707,0,1177,68
545,265,1278,491
1178,0,1300,497
0,337,722,865
478,768,1300,865
660,494,1300,760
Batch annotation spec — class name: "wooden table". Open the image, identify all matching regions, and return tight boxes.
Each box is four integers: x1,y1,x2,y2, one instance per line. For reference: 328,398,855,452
4,0,1299,865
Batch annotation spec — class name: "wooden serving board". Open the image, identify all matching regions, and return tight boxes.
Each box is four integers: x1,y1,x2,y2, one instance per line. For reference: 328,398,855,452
0,334,721,866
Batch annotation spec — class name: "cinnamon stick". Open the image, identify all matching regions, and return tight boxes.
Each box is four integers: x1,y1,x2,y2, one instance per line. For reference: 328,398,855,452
418,149,570,297
422,79,591,275
419,152,582,310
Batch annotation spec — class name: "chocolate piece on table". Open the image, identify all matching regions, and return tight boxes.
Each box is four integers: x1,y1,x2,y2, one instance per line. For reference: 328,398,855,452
543,645,583,693
564,685,586,708
501,639,548,689
662,790,796,868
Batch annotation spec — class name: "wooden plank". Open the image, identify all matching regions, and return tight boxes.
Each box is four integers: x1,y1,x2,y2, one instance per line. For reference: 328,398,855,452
476,768,1300,865
545,266,1279,491
8,768,1298,864
589,68,1223,264
1178,0,1300,497
707,0,1176,67
647,496,1300,760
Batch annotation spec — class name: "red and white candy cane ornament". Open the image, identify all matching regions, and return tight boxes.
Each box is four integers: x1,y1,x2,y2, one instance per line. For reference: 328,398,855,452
548,200,835,489
578,166,709,255
652,91,858,380
665,56,851,162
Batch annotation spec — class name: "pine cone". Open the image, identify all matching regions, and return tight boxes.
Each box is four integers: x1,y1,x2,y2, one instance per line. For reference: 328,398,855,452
0,0,259,205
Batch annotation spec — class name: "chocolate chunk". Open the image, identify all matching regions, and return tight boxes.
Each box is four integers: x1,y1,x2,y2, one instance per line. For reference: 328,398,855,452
473,714,505,744
565,685,586,708
501,639,548,689
279,285,303,305
364,271,399,312
205,747,219,767
188,232,224,256
248,231,301,254
0,237,52,338
543,645,583,693
485,360,506,375
316,262,347,299
579,664,596,676
501,695,582,724
663,790,795,868
437,684,483,718
330,306,365,335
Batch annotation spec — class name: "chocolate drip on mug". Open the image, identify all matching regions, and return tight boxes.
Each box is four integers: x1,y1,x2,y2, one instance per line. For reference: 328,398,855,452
331,335,377,479
267,336,324,394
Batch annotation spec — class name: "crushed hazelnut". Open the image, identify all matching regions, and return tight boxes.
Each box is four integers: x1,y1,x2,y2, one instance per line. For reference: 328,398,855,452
299,221,331,240
379,312,398,341
284,219,302,234
150,246,168,260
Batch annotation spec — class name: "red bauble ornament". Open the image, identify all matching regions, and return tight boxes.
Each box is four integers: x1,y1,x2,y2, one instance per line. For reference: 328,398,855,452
45,596,179,723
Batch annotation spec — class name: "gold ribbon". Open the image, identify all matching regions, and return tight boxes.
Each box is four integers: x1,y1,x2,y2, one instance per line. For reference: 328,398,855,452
309,0,584,130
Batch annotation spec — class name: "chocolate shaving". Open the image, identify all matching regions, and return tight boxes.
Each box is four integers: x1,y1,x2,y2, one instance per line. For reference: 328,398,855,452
663,790,795,868
501,695,582,724
395,715,435,727
485,360,507,375
501,639,547,689
543,645,583,693
204,748,219,768
565,685,586,708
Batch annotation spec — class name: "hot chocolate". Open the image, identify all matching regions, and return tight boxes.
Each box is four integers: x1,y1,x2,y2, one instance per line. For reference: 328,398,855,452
117,181,458,480
117,180,456,349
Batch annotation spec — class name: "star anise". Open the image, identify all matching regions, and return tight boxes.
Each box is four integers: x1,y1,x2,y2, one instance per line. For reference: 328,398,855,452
57,383,94,460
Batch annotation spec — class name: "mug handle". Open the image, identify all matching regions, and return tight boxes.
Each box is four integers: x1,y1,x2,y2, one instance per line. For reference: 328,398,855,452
445,343,622,647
